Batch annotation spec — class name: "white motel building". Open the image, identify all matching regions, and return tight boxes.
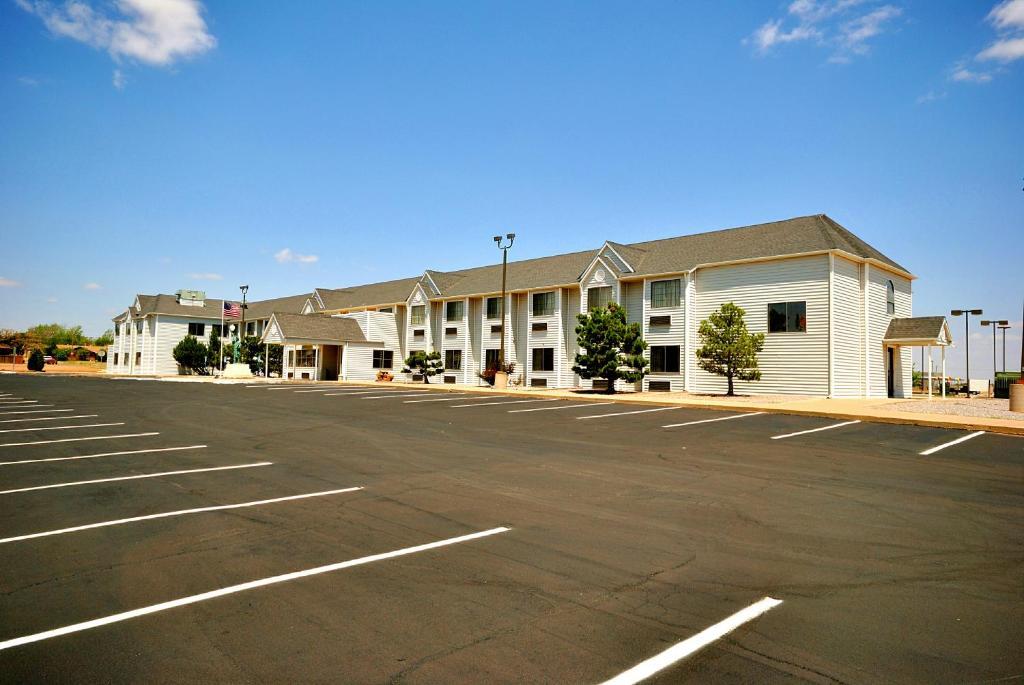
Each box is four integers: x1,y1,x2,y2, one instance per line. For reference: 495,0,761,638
107,214,954,398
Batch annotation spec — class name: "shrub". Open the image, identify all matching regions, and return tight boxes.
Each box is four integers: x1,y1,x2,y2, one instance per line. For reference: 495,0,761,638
27,349,45,372
75,348,92,361
172,335,210,375
55,349,70,361
572,303,648,393
479,360,516,385
402,350,444,383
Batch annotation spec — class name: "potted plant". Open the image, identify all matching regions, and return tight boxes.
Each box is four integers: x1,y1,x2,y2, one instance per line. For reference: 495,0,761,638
376,370,393,382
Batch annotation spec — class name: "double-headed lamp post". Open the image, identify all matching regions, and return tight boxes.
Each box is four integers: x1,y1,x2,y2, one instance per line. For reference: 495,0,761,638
981,320,1009,381
950,309,982,395
998,323,1012,373
494,233,515,369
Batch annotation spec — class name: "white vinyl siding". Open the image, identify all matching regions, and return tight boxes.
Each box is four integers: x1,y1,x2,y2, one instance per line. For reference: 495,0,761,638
527,290,559,387
438,298,470,383
560,286,580,387
867,267,912,398
643,276,686,392
693,255,830,395
832,256,864,397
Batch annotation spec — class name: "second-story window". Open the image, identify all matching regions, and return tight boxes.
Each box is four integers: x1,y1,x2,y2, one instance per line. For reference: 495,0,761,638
188,322,205,337
886,280,895,315
445,301,464,321
650,279,681,308
587,286,613,311
532,291,555,317
486,297,502,319
411,305,426,325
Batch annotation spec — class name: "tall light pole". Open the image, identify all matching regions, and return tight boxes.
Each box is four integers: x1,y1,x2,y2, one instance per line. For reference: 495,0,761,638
494,233,515,369
950,309,982,396
983,321,1007,378
997,323,1011,373
238,285,249,364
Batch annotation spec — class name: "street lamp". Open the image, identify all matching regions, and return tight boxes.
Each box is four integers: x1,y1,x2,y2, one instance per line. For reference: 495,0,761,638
950,309,982,396
494,234,515,370
981,320,1009,382
998,323,1012,373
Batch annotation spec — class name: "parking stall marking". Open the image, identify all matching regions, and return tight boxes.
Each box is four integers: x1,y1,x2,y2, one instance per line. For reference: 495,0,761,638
0,445,206,467
360,392,434,400
293,389,334,393
0,486,364,544
0,401,39,406
0,408,70,416
919,431,985,456
0,414,99,424
598,596,783,685
771,420,862,440
0,462,273,495
0,422,124,435
324,389,426,396
662,412,765,429
0,526,511,652
0,432,159,448
450,398,559,408
265,386,324,391
508,402,615,414
577,406,680,421
404,394,477,403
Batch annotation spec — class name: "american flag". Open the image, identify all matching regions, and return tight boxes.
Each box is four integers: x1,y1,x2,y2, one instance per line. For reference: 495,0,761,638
223,301,242,318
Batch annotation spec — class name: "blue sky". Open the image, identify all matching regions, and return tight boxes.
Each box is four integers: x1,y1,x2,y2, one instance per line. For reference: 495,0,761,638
1,0,1021,378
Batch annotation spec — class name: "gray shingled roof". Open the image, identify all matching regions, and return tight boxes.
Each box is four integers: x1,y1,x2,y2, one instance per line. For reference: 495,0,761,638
423,249,598,298
622,214,908,276
131,294,227,320
245,293,313,320
269,312,376,343
884,316,950,342
315,277,423,311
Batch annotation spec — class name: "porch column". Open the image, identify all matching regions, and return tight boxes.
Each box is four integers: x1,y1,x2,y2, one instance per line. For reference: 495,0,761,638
927,345,933,399
941,346,946,398
264,343,269,378
314,345,320,382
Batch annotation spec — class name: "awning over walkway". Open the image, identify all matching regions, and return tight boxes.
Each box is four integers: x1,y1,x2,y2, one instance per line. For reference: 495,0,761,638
883,316,953,347
260,312,381,346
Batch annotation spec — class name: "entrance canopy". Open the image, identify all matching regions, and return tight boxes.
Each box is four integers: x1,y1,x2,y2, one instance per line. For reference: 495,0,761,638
260,312,379,347
883,316,952,347
883,316,953,398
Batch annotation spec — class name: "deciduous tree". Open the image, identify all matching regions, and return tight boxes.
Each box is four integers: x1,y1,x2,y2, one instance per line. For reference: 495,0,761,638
696,302,765,396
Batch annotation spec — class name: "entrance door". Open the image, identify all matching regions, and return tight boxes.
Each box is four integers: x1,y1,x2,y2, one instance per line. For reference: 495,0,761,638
887,347,895,398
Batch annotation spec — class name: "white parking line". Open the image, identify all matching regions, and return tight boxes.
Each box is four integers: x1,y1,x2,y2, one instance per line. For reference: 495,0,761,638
0,445,206,467
508,402,614,414
662,412,765,429
0,401,39,405
0,432,159,448
0,486,363,544
770,420,861,440
450,399,558,408
919,431,985,456
577,406,680,420
360,392,433,399
0,462,273,495
0,408,69,416
0,422,124,434
598,596,782,685
293,389,334,393
0,526,510,651
324,389,425,396
265,386,323,391
403,394,470,403
0,414,98,424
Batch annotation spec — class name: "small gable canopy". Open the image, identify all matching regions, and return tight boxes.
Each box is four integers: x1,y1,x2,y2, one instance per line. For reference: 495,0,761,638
260,312,379,346
883,316,953,346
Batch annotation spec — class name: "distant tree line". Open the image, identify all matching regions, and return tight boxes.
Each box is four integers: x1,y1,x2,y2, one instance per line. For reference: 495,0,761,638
0,323,114,360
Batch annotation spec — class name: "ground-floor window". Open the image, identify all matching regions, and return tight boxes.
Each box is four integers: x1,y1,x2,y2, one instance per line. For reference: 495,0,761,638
445,349,462,370
113,353,119,365
768,301,807,333
372,349,393,369
188,322,205,336
135,352,142,367
650,345,680,373
532,347,554,372
485,348,500,370
290,348,316,367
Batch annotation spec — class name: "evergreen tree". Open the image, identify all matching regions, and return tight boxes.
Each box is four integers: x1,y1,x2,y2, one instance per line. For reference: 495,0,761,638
208,329,222,371
172,335,210,375
572,302,648,393
696,302,765,396
27,349,45,372
402,350,445,383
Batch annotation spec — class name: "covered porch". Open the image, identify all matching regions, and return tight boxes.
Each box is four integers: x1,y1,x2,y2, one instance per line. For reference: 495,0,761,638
883,316,954,399
260,312,377,382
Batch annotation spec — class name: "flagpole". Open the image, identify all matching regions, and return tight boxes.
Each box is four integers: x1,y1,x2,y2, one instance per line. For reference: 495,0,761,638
222,301,226,373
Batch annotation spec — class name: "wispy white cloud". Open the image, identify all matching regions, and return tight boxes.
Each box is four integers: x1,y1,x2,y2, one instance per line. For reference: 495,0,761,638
16,0,216,88
947,0,1024,85
112,68,126,89
746,0,901,61
46,296,58,303
274,248,319,265
915,90,947,104
187,272,222,280
950,64,993,83
18,76,41,87
0,277,21,287
988,0,1024,30
83,282,102,290
977,36,1024,62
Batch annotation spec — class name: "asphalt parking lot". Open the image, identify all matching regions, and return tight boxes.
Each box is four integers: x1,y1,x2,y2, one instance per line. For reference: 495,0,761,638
0,375,1021,684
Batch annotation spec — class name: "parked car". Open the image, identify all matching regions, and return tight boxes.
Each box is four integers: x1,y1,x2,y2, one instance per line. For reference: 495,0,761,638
43,355,57,365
